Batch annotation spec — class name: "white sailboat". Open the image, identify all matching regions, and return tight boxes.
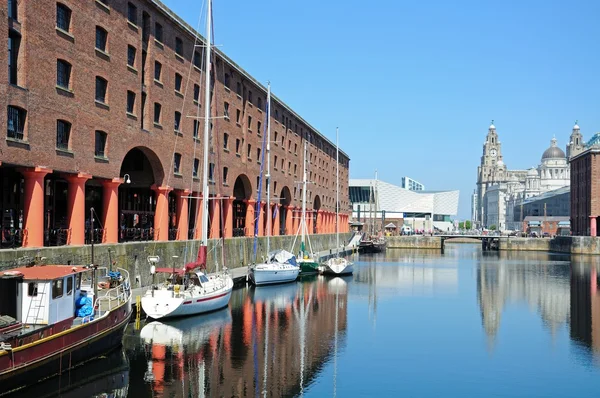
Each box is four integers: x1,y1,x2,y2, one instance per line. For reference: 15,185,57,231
249,83,300,286
321,128,354,275
141,0,233,319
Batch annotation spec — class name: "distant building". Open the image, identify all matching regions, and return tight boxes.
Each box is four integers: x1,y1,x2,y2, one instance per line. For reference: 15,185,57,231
476,122,578,231
513,186,570,230
471,190,479,227
570,132,600,236
349,179,459,233
401,177,425,191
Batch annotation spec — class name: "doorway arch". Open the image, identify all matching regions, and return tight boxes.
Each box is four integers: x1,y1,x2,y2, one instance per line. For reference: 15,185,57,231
118,147,165,241
313,195,321,234
279,186,292,235
233,174,252,237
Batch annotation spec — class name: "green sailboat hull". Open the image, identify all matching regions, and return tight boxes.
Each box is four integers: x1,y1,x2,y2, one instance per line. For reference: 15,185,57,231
299,260,319,274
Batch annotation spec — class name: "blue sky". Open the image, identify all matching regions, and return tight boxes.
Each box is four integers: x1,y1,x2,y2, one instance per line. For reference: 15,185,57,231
162,0,600,219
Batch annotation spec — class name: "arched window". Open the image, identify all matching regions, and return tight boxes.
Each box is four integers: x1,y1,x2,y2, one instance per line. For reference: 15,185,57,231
57,59,72,89
56,3,72,32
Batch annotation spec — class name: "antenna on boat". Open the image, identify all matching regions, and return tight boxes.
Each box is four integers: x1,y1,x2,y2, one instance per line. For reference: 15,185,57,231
90,207,98,304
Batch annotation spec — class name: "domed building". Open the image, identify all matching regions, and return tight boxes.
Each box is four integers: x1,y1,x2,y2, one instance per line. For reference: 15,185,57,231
475,122,580,231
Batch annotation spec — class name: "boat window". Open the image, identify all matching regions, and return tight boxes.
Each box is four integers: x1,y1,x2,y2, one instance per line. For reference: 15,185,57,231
76,273,81,290
199,275,209,283
52,279,64,299
67,276,73,296
28,282,38,297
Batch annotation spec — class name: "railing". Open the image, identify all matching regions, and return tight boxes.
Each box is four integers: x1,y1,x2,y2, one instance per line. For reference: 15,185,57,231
94,267,131,314
85,228,106,244
120,227,155,242
45,228,70,247
0,228,25,248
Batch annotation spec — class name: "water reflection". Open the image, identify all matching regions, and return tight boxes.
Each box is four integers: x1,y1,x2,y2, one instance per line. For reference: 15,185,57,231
127,276,347,397
2,348,129,398
570,258,600,364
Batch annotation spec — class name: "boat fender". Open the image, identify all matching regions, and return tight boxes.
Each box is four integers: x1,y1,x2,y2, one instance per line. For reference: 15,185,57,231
174,284,180,293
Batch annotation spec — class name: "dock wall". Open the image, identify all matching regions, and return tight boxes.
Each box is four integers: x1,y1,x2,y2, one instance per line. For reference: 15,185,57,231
385,236,442,249
499,236,600,255
0,233,352,287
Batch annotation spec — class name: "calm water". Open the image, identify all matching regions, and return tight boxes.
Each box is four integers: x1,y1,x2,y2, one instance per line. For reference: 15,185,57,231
14,244,600,397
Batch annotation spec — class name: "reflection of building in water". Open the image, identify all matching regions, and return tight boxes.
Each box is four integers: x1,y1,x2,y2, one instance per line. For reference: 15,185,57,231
477,257,571,349
570,263,600,362
135,279,347,397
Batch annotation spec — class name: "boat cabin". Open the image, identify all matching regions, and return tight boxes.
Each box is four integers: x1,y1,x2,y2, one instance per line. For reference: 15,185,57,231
0,265,90,326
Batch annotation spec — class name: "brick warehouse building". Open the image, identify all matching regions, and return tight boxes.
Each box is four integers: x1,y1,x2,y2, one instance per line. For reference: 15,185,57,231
570,136,600,236
0,0,350,249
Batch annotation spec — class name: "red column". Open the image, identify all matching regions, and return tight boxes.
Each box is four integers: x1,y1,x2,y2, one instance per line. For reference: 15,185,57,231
152,185,172,241
258,201,265,237
273,204,280,236
223,197,234,238
193,193,204,240
591,216,597,237
245,199,255,237
285,206,293,236
19,167,52,248
307,210,313,234
64,173,92,245
101,178,122,243
210,195,221,239
316,210,322,234
175,189,190,241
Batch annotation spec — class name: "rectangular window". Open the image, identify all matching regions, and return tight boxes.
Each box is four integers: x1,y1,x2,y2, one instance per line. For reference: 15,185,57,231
7,106,25,140
95,130,107,157
223,167,229,184
95,77,107,103
224,73,230,89
8,33,20,85
247,115,252,129
247,143,252,158
236,82,241,96
174,153,181,174
67,276,73,296
294,164,297,175
175,73,183,92
56,60,71,89
294,143,297,154
174,111,181,131
27,282,38,297
257,121,262,135
154,103,161,124
155,22,163,43
56,3,71,32
209,163,215,181
8,0,17,20
236,109,241,124
223,133,229,149
193,120,200,138
56,120,71,150
95,27,108,52
248,91,253,104
258,97,262,110
193,158,199,177
127,2,137,25
193,51,201,68
52,279,64,299
235,138,241,154
274,155,278,169
175,37,183,56
127,45,136,67
256,148,261,162
194,84,200,102
224,102,229,118
154,61,162,81
127,91,135,114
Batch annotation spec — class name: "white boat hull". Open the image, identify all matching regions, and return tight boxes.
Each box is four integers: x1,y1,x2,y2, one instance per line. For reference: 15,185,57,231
250,263,300,286
141,276,233,320
321,258,354,276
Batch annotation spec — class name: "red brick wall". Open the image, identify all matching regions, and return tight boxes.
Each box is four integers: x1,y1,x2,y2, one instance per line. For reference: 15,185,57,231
1,0,350,214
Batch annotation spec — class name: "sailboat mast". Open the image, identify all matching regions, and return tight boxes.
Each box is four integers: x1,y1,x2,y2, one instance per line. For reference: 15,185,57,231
374,170,378,234
266,84,271,254
200,0,212,247
336,128,339,252
301,142,308,248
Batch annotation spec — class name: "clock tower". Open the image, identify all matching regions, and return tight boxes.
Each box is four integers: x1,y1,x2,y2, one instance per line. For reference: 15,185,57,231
476,121,506,227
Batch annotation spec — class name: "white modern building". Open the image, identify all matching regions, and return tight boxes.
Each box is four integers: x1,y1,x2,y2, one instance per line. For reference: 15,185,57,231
349,179,459,233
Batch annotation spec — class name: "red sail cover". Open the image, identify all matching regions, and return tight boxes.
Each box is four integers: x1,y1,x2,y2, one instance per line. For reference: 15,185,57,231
185,245,207,272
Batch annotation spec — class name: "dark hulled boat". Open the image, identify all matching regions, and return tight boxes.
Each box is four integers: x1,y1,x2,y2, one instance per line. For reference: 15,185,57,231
0,264,132,395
